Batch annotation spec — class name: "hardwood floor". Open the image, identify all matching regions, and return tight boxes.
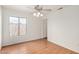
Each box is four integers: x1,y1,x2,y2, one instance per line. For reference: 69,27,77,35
0,39,78,54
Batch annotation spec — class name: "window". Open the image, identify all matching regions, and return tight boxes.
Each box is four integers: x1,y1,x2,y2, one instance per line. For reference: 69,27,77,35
19,17,26,35
9,16,26,37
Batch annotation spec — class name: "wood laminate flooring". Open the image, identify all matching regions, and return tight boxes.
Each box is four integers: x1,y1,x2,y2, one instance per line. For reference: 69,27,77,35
0,39,78,54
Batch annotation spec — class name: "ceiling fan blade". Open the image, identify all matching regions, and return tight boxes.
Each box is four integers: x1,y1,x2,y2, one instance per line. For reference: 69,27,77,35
57,7,63,10
42,9,52,11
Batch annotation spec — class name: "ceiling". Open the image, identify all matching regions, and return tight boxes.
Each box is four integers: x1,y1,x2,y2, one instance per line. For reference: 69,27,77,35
2,5,64,16
3,5,63,12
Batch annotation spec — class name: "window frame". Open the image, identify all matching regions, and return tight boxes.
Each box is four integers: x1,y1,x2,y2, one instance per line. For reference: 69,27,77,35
9,16,27,37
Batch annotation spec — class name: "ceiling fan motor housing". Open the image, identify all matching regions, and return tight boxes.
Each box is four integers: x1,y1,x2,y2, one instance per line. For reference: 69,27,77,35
34,5,43,11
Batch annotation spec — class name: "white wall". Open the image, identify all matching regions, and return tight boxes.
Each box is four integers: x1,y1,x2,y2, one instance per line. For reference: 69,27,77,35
0,6,2,49
48,6,79,53
2,7,47,46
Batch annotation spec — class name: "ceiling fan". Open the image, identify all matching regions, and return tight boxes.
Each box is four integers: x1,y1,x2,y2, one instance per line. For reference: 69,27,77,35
30,5,52,17
26,5,63,17
34,5,52,12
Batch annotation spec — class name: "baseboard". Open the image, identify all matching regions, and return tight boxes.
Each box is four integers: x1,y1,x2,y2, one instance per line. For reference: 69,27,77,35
43,37,47,39
48,40,79,54
2,37,47,47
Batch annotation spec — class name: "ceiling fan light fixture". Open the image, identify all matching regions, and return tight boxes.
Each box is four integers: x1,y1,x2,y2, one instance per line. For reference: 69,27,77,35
33,13,36,16
37,12,41,15
33,12,43,17
37,14,40,17
40,14,43,16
